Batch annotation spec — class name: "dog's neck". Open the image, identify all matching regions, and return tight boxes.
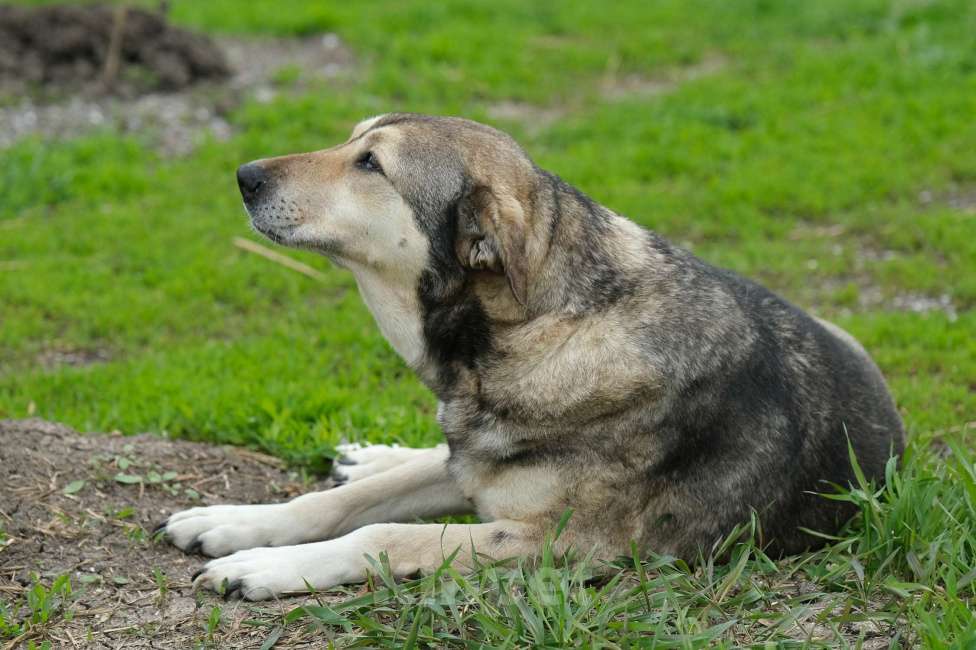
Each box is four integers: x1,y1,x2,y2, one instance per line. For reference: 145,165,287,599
413,172,669,404
351,264,426,368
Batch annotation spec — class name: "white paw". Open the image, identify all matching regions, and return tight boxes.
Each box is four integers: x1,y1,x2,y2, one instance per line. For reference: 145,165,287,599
192,538,367,601
159,503,303,557
331,443,444,484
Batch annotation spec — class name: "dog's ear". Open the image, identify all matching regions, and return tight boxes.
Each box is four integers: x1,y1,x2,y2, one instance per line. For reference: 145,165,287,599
455,185,529,305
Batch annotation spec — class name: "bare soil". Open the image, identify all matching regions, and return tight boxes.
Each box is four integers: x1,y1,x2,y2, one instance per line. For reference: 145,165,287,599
0,4,229,96
0,5,354,155
0,419,345,648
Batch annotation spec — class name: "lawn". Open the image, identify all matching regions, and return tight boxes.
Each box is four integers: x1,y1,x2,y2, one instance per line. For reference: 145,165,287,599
1,0,974,647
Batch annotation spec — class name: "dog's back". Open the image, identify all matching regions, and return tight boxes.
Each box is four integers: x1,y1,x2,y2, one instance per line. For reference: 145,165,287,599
635,250,905,556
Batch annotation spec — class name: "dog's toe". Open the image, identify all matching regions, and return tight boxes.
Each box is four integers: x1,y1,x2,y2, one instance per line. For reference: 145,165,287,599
190,542,355,601
222,579,244,601
329,466,349,486
161,503,302,556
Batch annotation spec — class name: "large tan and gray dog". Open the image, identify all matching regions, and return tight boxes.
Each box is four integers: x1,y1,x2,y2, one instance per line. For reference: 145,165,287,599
159,113,905,601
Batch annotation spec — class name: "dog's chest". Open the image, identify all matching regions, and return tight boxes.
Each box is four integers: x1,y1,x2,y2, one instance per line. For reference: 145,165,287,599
438,402,566,522
447,450,564,522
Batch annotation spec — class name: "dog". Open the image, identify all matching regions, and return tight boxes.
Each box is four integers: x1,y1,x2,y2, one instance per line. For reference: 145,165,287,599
158,113,905,601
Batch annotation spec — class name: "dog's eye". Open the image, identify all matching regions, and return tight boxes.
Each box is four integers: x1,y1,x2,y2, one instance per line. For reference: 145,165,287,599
356,151,383,174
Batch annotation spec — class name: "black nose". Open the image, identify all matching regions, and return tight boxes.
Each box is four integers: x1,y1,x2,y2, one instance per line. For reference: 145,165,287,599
236,163,268,203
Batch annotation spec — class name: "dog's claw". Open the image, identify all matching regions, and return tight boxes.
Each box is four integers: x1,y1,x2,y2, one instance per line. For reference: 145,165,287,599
222,579,243,601
329,467,348,487
191,567,205,582
151,519,169,537
336,456,356,466
187,539,203,555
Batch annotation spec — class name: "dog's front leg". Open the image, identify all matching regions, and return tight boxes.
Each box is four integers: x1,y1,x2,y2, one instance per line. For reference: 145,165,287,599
193,519,540,600
160,446,471,557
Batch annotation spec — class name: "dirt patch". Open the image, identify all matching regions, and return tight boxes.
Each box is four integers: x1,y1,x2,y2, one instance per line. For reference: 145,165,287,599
0,90,236,156
36,346,111,370
600,55,726,101
219,33,351,93
918,186,976,215
485,56,726,133
786,221,959,319
0,6,353,155
0,419,346,648
485,101,565,133
813,276,958,320
0,4,229,96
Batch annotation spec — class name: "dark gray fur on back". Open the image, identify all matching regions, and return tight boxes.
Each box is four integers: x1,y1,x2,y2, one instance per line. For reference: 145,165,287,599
379,113,905,559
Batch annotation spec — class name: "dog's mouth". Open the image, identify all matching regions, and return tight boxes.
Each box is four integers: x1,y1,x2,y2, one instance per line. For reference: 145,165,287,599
246,209,344,262
249,219,289,245
243,201,294,245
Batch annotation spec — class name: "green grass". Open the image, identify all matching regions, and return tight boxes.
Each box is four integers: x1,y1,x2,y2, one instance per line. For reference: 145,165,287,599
0,573,75,648
1,0,975,646
211,439,976,647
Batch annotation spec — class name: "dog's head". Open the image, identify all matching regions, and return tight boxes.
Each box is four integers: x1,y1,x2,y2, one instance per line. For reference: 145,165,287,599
238,113,540,299
237,113,551,374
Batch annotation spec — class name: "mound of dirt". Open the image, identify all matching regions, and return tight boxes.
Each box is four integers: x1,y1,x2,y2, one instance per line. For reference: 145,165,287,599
0,419,340,648
0,4,229,96
0,6,354,155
